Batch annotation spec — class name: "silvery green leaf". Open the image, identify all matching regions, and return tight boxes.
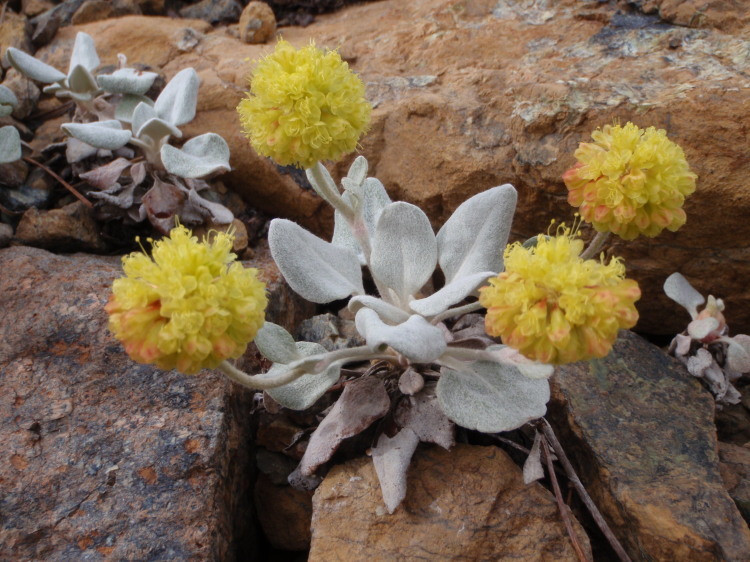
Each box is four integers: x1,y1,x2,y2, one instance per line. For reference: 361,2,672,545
154,68,199,127
664,272,705,319
136,117,181,143
298,377,390,476
726,335,750,373
266,342,341,410
269,219,364,304
161,133,230,178
355,308,446,363
436,360,550,433
114,94,153,123
436,184,517,282
370,202,437,305
346,155,368,188
43,84,63,95
97,67,158,95
131,101,158,135
371,428,419,514
6,47,66,84
61,120,132,150
483,345,555,380
0,85,18,111
331,178,391,263
348,295,410,324
254,322,300,364
687,317,719,340
68,32,99,74
409,271,494,317
0,126,22,164
66,65,99,96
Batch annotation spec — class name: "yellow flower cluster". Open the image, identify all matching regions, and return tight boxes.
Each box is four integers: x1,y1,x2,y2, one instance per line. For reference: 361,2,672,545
106,225,268,374
563,122,696,240
237,40,371,168
479,231,641,364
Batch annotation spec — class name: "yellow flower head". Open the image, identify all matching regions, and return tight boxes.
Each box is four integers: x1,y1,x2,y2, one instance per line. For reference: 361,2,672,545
479,228,641,364
106,225,268,374
562,122,696,240
237,40,371,168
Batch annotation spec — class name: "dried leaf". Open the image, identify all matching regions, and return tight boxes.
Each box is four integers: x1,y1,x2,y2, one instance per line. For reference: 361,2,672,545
371,428,420,513
142,177,184,233
523,432,544,484
398,368,424,395
79,157,132,189
131,161,147,186
65,137,99,163
298,377,390,476
394,385,454,449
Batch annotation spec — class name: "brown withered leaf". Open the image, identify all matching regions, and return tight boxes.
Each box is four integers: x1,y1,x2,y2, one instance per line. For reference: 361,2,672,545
142,176,185,234
371,427,420,513
394,384,455,450
80,157,132,190
298,377,390,476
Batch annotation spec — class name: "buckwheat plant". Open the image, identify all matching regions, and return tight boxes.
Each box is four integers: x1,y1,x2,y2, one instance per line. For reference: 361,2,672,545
107,39,699,512
664,273,750,405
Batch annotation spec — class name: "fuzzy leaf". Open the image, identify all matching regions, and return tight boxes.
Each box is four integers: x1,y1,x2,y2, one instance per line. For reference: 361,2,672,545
355,308,446,363
687,317,719,340
62,121,132,150
66,65,98,96
161,133,230,178
269,219,364,304
437,360,550,433
265,342,341,410
664,273,705,319
523,432,545,484
0,126,22,164
254,322,300,364
483,345,555,380
372,428,420,514
115,94,153,123
370,202,437,305
97,68,158,95
0,85,18,110
79,157,131,190
154,68,199,127
131,102,158,135
436,184,517,282
348,295,410,324
410,271,495,317
298,377,390,476
394,385,454,449
136,117,182,143
6,48,66,84
345,155,368,189
332,177,391,263
68,32,99,74
65,137,98,163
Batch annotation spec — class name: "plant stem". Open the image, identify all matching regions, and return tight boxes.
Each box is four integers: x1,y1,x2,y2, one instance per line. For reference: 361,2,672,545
23,157,93,208
431,300,484,325
580,231,611,260
217,360,304,390
540,419,632,562
307,162,354,221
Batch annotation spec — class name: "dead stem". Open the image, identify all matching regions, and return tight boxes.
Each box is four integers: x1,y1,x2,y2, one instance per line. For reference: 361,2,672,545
23,156,93,208
541,433,590,562
540,419,633,562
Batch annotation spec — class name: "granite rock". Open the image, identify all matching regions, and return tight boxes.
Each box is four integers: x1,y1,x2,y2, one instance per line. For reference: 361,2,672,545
718,441,750,525
0,242,309,560
254,472,313,551
37,0,750,335
239,1,276,44
550,330,750,560
15,201,108,252
308,444,592,561
0,10,33,68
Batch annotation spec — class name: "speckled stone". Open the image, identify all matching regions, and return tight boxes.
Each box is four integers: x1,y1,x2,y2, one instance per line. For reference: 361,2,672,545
309,444,591,561
550,330,750,561
0,242,312,560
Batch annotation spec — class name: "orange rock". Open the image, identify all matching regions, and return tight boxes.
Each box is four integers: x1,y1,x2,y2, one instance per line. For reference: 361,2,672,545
309,444,591,561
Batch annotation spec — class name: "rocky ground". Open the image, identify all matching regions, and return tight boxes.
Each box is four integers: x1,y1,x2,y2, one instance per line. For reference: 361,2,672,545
2,0,750,560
